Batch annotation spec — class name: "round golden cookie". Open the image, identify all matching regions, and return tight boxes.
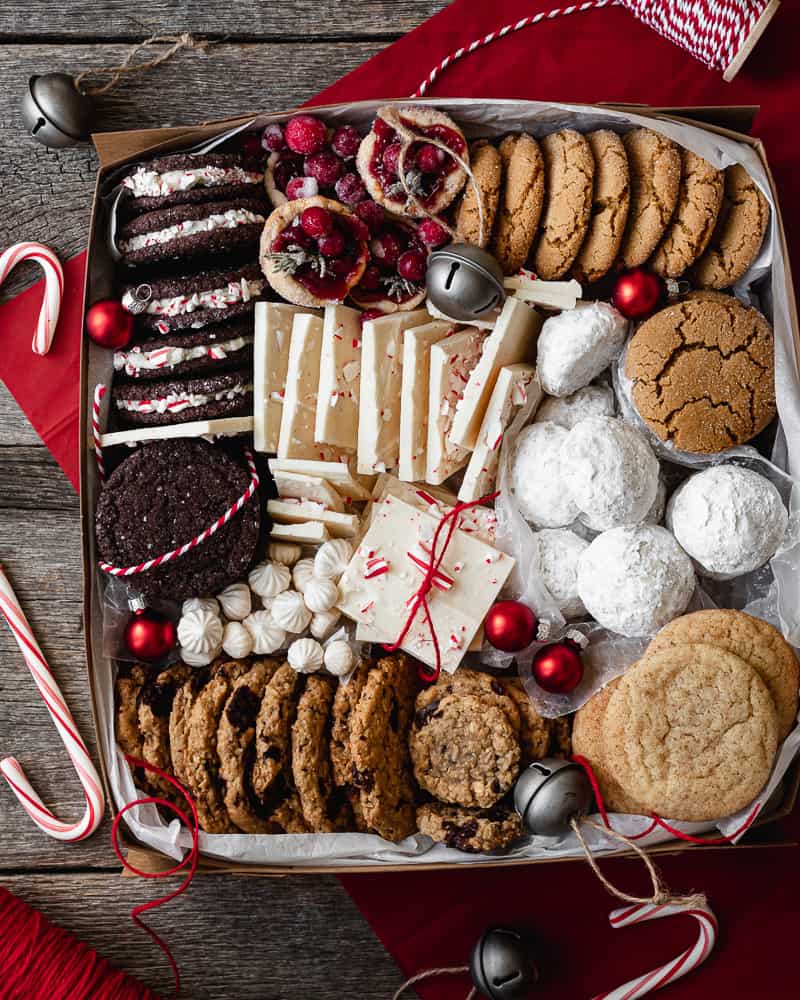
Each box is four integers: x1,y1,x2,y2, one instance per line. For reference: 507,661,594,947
456,140,502,249
625,294,776,453
692,164,770,289
649,150,724,278
491,133,544,275
617,128,681,269
531,129,595,280
603,644,778,822
647,610,799,740
571,129,630,284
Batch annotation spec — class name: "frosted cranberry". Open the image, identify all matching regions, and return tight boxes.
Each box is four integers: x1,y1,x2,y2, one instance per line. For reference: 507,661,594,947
332,125,361,159
417,143,445,174
286,177,319,200
318,229,346,257
261,123,285,152
300,206,333,237
359,264,381,291
397,249,427,282
360,309,385,324
272,153,302,192
381,142,402,177
370,231,403,267
354,200,385,233
240,132,263,158
304,150,342,188
285,114,328,155
417,218,450,248
335,172,367,205
373,118,395,143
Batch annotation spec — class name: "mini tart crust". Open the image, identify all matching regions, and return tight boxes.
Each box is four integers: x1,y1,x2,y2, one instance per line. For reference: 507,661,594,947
349,286,427,314
356,104,469,218
264,150,289,208
259,195,368,308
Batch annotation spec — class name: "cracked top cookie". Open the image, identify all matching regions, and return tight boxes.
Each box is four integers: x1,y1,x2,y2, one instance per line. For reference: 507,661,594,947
624,294,776,453
571,129,630,284
617,128,681,269
491,133,544,275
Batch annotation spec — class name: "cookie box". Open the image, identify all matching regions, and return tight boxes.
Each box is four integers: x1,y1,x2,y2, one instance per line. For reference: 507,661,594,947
80,99,800,875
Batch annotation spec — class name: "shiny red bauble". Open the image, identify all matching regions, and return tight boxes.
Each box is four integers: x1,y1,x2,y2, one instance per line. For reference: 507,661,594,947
611,268,665,320
124,609,177,662
532,641,584,693
485,601,537,653
85,299,134,349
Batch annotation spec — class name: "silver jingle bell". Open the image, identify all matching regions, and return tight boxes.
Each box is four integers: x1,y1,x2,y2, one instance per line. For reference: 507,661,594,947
21,73,95,148
426,243,506,322
513,758,593,839
469,926,538,1000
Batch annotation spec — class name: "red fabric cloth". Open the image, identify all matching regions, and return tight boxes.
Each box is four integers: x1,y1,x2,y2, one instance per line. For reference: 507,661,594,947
1,1,799,995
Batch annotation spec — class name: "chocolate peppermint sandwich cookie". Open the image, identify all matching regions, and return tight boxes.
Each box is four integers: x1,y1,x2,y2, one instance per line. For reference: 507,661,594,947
121,153,266,214
112,369,253,427
121,263,266,334
95,438,261,603
113,319,254,381
117,199,267,265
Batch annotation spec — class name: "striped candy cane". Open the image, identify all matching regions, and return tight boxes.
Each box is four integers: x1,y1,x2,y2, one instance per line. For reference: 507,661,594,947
92,383,107,483
0,567,104,841
593,902,718,1000
0,241,64,355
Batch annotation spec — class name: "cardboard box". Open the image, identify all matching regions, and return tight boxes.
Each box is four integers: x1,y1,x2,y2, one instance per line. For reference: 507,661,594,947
80,100,800,875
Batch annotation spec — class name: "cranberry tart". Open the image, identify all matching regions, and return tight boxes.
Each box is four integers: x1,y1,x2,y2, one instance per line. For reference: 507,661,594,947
259,196,369,308
350,219,428,313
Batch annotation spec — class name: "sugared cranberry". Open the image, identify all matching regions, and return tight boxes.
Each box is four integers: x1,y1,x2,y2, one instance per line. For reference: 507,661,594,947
261,123,285,152
354,200,385,233
397,249,427,282
334,172,367,205
417,143,445,174
331,125,361,159
417,219,450,248
300,206,333,238
373,118,395,143
360,309,385,324
405,236,426,256
286,177,319,200
359,264,382,291
272,153,302,192
240,132,263,158
285,114,328,155
304,150,342,188
381,142,402,178
370,231,403,268
318,229,346,257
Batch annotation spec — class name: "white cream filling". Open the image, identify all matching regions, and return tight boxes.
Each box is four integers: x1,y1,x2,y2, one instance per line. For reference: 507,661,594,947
123,165,264,198
116,382,253,415
119,209,265,253
121,278,264,317
113,336,252,376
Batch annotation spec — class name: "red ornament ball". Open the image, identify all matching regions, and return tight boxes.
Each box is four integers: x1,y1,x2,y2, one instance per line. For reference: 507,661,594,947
124,608,176,662
611,268,665,320
532,641,584,694
485,601,537,653
85,299,133,349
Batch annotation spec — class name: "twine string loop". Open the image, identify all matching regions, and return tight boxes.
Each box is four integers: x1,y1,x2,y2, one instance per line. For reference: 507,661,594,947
75,33,213,97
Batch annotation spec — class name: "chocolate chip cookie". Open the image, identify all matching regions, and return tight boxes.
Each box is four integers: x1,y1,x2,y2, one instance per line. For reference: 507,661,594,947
491,134,545,275
456,140,502,248
500,677,551,764
169,666,212,788
415,668,521,735
292,674,350,832
618,128,681,268
417,802,522,853
571,129,630,284
115,664,151,788
331,659,372,832
138,663,192,799
251,663,303,808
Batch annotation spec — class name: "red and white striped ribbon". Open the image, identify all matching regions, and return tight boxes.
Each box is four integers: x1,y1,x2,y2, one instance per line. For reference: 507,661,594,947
0,241,64,355
92,383,106,483
98,449,260,577
593,902,718,999
0,566,104,841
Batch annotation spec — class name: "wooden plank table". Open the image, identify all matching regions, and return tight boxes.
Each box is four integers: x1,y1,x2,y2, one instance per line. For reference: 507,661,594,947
0,5,447,994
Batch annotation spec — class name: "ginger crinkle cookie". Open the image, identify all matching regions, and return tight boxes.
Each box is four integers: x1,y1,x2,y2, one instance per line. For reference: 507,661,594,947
491,133,544,274
456,140,502,248
571,129,630,284
617,128,681,269
603,644,778,822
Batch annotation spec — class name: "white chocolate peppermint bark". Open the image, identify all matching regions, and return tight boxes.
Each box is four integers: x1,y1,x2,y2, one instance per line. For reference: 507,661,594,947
254,302,308,453
267,458,375,502
270,521,331,545
267,499,360,538
399,320,455,482
100,416,254,448
503,273,582,310
315,305,362,451
272,470,345,512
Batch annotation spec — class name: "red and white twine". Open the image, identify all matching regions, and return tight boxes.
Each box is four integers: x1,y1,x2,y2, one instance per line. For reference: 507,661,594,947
92,383,107,483
0,241,63,355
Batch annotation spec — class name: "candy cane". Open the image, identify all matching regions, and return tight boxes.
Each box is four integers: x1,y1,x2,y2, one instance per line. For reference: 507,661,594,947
0,567,104,841
593,903,718,1000
92,383,106,483
0,242,63,355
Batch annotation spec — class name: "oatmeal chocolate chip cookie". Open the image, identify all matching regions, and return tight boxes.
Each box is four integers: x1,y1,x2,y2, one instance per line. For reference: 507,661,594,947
692,164,770,289
491,134,545,275
500,677,551,764
115,664,151,787
292,674,350,832
603,644,778,822
417,802,522,853
169,666,212,787
268,793,310,834
138,663,192,798
456,140,502,249
350,654,418,842
647,610,799,740
184,660,249,833
410,693,521,808
251,663,303,806
571,130,630,284
531,129,595,280
415,668,521,736
617,128,681,269
217,659,280,833
625,294,776,453
649,150,724,278
331,659,372,832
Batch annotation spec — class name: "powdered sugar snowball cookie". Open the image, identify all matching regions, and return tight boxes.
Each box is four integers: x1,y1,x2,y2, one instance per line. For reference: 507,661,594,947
288,637,325,674
532,528,589,619
181,596,220,617
534,383,615,430
292,557,316,593
248,560,291,599
177,607,223,665
510,422,578,528
303,576,338,614
324,640,355,677
243,610,287,654
666,465,788,579
310,608,341,640
222,620,253,659
644,474,667,526
578,524,695,637
216,581,252,621
270,589,313,634
313,538,353,580
537,302,629,397
268,541,302,566
564,417,659,531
